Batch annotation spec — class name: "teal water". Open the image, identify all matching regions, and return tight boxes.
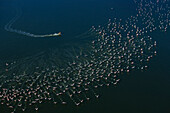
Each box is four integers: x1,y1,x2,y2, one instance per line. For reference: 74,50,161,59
0,0,170,113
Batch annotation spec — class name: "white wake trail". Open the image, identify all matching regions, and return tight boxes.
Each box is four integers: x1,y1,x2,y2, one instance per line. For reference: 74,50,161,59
4,8,61,38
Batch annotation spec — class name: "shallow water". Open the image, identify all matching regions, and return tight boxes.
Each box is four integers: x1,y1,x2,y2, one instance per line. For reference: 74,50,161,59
0,0,170,113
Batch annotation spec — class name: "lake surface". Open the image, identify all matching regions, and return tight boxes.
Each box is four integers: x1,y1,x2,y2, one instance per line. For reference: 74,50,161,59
0,0,170,113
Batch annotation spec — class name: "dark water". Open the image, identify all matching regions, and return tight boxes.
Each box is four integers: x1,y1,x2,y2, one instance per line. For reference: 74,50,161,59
0,0,170,113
